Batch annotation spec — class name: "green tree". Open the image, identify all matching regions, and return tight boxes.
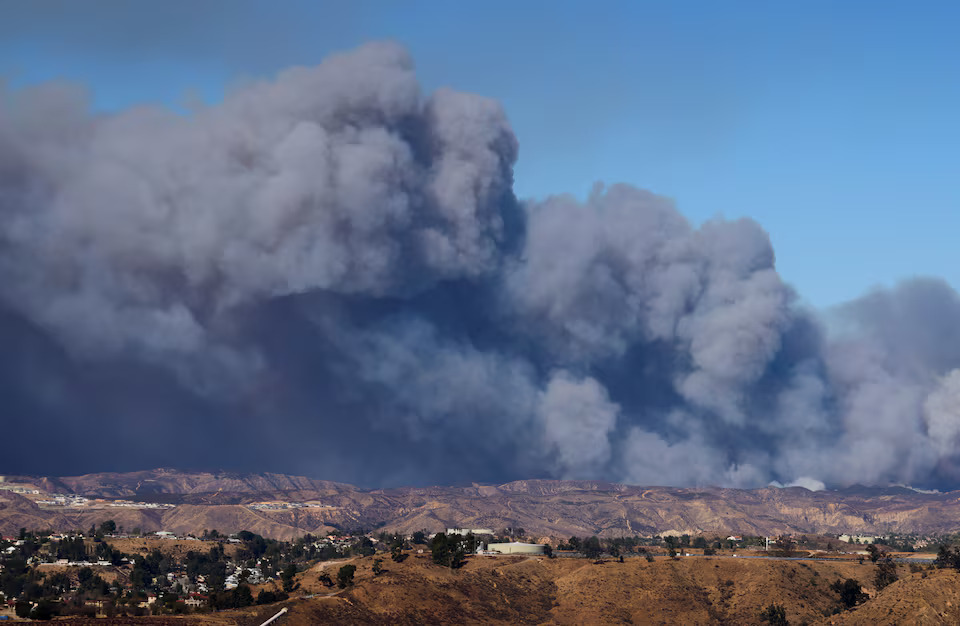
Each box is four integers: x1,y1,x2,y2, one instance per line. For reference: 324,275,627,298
664,536,679,559
337,564,356,588
934,545,959,569
583,536,602,559
373,558,383,575
77,566,95,589
875,553,899,591
15,600,32,618
760,603,788,625
411,531,427,545
234,584,254,607
431,533,465,569
352,536,375,557
831,578,868,609
99,520,117,535
281,563,297,592
256,590,278,605
390,539,406,563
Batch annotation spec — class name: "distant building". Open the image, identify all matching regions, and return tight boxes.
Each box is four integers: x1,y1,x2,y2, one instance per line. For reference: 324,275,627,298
839,534,876,544
446,528,494,536
484,542,546,556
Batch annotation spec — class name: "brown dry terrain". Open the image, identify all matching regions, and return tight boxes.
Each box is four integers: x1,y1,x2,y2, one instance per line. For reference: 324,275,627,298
14,550,960,624
278,553,876,625
113,552,956,626
4,469,960,540
105,537,242,560
823,569,960,625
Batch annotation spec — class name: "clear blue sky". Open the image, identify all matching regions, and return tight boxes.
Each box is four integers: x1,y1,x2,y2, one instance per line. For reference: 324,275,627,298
2,0,958,308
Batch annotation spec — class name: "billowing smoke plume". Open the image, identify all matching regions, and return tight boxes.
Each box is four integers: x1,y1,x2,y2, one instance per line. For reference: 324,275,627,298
2,42,960,489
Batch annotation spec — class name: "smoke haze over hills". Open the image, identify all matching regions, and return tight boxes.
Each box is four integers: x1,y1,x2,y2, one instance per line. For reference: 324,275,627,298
3,43,960,489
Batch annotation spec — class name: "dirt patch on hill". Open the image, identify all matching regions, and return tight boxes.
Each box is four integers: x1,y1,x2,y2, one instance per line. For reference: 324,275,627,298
106,537,241,559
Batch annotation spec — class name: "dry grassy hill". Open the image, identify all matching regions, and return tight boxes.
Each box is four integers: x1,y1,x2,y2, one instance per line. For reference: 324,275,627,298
822,569,960,625
34,549,960,625
220,553,897,625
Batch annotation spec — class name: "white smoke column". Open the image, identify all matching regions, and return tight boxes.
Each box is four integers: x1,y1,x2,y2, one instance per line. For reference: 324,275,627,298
537,372,619,478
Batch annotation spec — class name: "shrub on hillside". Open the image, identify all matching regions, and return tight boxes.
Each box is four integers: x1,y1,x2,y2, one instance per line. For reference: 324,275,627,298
337,564,356,588
759,603,788,625
830,578,868,609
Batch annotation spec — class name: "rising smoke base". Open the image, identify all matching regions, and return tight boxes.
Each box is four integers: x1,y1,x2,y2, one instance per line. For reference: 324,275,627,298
2,43,959,489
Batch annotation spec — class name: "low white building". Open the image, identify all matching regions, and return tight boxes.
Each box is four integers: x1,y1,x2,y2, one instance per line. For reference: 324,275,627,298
484,542,546,556
839,534,876,544
447,528,494,536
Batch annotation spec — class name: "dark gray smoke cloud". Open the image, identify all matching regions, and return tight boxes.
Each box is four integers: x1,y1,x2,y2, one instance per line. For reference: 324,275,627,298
2,42,959,489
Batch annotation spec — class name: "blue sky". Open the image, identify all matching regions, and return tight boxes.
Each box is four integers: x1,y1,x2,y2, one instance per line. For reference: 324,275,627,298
2,0,958,308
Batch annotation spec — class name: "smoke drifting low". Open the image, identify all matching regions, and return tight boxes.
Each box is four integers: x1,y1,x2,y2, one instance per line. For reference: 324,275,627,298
3,43,960,489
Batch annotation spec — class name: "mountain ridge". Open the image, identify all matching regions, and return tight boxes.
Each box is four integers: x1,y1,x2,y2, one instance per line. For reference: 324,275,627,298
2,469,959,540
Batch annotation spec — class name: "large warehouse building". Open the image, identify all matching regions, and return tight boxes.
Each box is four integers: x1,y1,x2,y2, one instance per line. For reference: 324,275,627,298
484,542,546,555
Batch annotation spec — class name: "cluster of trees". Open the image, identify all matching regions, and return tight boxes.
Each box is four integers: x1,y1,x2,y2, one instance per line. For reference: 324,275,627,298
183,545,227,591
934,544,960,570
430,533,469,569
55,537,89,562
205,585,289,610
556,536,602,558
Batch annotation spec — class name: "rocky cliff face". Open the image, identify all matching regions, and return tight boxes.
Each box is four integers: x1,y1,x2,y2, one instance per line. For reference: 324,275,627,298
2,470,958,540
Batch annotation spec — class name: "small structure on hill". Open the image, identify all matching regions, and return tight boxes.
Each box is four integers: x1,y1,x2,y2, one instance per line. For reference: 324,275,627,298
447,527,494,536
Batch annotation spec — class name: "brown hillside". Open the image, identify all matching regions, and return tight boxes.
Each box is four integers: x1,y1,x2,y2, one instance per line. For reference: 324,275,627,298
41,551,928,625
817,569,960,625
0,490,71,536
254,553,886,625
